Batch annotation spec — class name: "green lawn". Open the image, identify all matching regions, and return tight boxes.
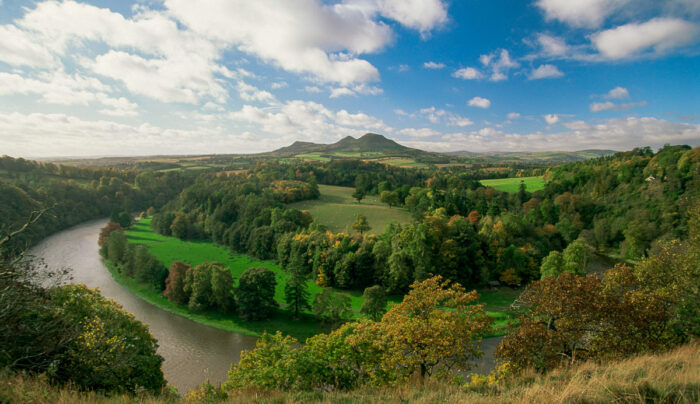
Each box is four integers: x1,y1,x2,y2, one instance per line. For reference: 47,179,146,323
289,184,413,234
116,218,518,339
295,153,331,162
480,176,546,193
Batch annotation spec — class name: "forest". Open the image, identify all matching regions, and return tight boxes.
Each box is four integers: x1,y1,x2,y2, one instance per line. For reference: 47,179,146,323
1,144,699,402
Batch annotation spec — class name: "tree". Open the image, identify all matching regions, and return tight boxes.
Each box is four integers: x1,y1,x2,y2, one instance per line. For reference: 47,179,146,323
539,250,564,279
312,288,352,326
360,285,387,321
51,284,166,394
380,190,401,208
352,214,371,235
284,251,310,318
352,188,365,204
380,276,492,379
562,239,589,276
210,262,236,313
103,229,127,264
163,261,191,305
237,267,278,321
187,263,215,312
97,221,123,247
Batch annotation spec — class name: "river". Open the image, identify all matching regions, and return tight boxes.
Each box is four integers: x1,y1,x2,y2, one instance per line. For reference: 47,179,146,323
28,218,258,393
28,218,501,393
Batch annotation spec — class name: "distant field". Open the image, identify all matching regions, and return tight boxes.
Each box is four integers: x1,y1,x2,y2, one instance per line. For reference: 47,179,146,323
374,157,428,168
289,184,413,234
295,152,331,162
480,176,546,193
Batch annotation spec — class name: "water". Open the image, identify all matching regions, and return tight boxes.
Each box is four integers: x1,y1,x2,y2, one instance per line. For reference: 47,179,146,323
28,218,258,393
28,218,502,393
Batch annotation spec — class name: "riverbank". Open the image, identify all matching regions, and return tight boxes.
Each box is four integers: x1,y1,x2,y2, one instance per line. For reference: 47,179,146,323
117,218,517,339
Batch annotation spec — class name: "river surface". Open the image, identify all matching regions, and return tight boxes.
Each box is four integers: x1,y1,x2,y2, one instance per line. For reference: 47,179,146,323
28,218,258,393
29,218,502,393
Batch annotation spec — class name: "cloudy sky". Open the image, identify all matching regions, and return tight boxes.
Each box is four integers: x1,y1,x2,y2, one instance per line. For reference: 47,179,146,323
1,0,699,157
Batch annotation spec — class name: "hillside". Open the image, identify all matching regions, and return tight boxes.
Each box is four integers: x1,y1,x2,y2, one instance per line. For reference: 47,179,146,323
271,133,418,155
3,343,697,403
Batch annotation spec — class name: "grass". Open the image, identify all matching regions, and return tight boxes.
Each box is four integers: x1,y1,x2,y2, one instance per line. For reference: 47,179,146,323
480,176,546,193
4,343,697,402
294,153,331,162
117,218,516,339
288,184,413,234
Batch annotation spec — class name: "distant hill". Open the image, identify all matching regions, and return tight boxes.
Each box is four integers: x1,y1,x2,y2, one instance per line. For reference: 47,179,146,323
446,149,617,163
270,133,421,156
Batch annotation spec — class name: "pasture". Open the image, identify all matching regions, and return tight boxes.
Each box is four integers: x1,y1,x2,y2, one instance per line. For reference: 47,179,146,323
121,218,516,338
288,184,413,234
480,176,546,193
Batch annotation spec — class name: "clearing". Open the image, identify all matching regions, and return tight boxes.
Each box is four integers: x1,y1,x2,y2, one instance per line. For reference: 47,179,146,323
480,176,546,193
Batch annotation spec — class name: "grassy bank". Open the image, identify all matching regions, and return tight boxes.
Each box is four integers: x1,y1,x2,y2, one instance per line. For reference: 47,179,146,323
480,176,545,193
111,218,516,339
288,184,413,234
4,343,697,403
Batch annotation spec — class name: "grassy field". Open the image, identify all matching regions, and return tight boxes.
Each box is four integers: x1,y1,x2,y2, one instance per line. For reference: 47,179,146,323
117,218,515,339
288,184,413,234
480,176,546,193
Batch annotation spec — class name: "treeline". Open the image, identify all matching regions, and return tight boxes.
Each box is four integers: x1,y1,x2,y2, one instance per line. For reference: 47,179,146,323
0,155,191,254
539,145,700,258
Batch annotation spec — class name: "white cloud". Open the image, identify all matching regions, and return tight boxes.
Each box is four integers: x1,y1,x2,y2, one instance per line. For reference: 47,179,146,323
453,67,482,80
398,127,441,138
479,49,520,81
424,61,446,69
544,114,560,124
305,86,323,93
0,112,269,157
590,100,647,112
330,87,357,98
592,18,700,59
529,64,564,79
604,86,629,99
535,33,570,57
536,0,629,28
228,99,389,142
271,81,288,89
419,106,446,123
507,112,521,120
468,97,491,109
403,117,700,153
0,71,138,116
0,25,57,68
371,0,448,34
394,109,410,116
448,116,474,127
165,0,396,85
237,81,276,103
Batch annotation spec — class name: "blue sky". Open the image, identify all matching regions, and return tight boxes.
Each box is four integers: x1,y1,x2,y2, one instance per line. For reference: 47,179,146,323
0,0,699,157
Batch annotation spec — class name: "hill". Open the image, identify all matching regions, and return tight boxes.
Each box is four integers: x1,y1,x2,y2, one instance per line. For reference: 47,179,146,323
271,133,418,155
447,149,616,163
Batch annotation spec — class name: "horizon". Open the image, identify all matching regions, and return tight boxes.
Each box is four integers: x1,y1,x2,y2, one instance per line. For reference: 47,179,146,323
1,0,699,157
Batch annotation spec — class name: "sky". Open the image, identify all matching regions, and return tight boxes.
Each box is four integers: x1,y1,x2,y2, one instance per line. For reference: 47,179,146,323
0,0,699,157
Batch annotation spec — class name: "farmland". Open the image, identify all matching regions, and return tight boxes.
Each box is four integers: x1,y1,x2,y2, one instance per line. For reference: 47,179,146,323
480,176,546,193
288,184,413,234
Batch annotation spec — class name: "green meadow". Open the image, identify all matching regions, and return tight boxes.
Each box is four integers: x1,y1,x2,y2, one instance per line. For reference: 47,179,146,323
288,184,413,234
480,176,546,193
116,218,516,339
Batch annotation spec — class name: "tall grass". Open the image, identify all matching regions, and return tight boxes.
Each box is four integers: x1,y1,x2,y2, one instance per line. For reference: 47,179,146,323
4,343,696,403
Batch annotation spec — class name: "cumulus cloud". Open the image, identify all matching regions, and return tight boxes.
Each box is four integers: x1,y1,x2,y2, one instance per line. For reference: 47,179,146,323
529,64,564,79
398,127,442,138
402,117,700,153
228,99,390,141
536,0,629,28
424,61,446,69
468,97,491,109
604,86,630,99
592,18,700,59
481,49,520,81
507,112,521,120
590,100,647,112
544,114,560,124
453,67,482,80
